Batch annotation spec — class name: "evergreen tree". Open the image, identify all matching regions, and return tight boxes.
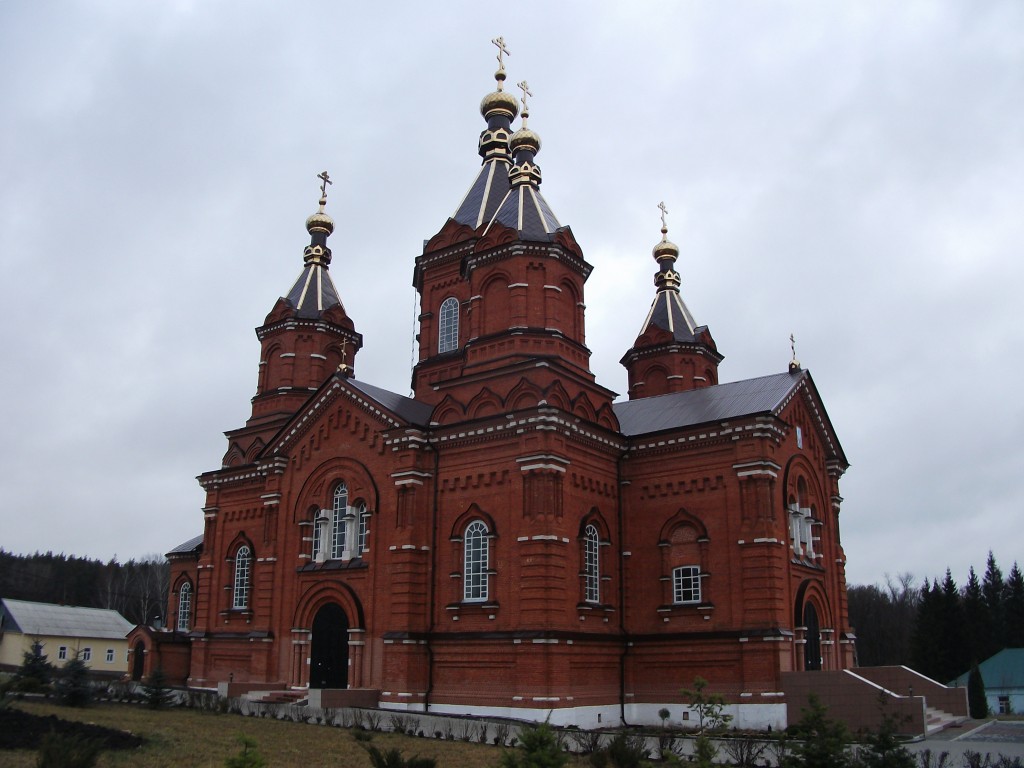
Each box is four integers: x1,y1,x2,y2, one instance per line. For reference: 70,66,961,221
55,655,93,707
982,552,1006,650
962,567,991,666
857,700,915,768
967,662,989,719
12,639,54,692
782,694,853,768
142,667,174,709
499,722,568,768
911,579,944,680
1004,562,1024,649
940,569,968,681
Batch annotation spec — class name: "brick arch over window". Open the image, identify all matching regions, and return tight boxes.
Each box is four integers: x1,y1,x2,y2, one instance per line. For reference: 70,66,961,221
782,456,826,561
507,379,543,411
658,510,710,607
449,505,498,604
467,387,503,419
224,534,255,611
171,574,194,632
291,457,380,526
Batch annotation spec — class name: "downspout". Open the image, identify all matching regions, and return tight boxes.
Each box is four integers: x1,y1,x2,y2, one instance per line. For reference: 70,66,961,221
617,447,630,726
424,441,440,711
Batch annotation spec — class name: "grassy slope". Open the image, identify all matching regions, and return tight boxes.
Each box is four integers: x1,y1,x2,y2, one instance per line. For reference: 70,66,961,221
7,700,590,768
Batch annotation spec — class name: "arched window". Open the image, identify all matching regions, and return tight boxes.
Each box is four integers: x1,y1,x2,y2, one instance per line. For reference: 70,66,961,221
177,582,192,631
312,508,326,560
583,524,600,603
356,502,370,554
438,297,459,354
331,483,348,559
463,520,489,601
233,546,251,609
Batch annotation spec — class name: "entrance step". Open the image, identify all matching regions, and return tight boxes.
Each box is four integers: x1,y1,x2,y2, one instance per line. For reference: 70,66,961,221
925,707,963,735
250,690,307,706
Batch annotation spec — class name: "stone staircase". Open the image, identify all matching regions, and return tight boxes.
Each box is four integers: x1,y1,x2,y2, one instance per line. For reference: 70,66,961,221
250,690,308,706
926,706,962,735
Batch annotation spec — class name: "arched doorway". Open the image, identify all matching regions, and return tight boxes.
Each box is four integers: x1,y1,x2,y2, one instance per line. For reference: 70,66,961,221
131,640,145,681
310,603,349,689
803,602,822,671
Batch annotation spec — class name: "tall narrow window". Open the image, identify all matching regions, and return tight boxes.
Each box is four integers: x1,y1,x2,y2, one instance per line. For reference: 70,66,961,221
463,520,489,601
331,483,348,559
233,545,251,609
356,503,370,554
438,297,459,354
584,524,600,603
312,510,325,560
178,582,192,631
672,565,701,604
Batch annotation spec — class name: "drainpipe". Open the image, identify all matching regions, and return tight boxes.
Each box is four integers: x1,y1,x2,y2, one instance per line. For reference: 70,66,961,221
424,441,440,711
617,448,630,726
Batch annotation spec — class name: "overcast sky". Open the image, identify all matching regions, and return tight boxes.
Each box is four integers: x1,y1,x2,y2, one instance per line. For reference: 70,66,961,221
1,2,1021,588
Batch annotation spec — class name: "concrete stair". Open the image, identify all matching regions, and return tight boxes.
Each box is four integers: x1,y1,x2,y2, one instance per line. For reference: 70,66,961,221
250,690,308,706
926,706,963,735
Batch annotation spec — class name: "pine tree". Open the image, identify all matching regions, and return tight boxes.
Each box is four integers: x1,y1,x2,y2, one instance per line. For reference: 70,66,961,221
12,639,54,692
962,567,990,666
1004,562,1024,649
499,722,568,768
967,662,988,719
911,579,944,680
940,569,968,682
55,655,93,707
857,699,915,768
982,552,1006,650
782,694,854,768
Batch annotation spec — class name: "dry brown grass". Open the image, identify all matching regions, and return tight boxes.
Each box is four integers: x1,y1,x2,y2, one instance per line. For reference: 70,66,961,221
5,700,592,767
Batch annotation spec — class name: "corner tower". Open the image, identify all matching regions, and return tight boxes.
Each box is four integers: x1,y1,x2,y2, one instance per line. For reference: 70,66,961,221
223,174,363,465
620,204,722,399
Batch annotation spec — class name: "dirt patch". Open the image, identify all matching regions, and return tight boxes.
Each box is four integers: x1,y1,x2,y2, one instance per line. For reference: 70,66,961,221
0,706,145,751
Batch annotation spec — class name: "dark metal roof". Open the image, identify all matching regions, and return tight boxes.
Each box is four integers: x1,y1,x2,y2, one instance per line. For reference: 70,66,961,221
641,290,700,342
485,185,561,241
346,378,434,427
453,159,512,230
614,370,805,436
284,263,342,319
167,534,203,556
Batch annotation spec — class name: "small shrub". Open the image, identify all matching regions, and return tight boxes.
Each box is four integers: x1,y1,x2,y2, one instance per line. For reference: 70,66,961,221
55,657,93,708
142,667,174,709
494,722,512,746
354,729,374,742
569,728,604,754
365,710,383,731
721,736,768,768
36,731,102,768
499,721,568,768
223,735,266,768
363,744,437,768
389,713,410,733
915,748,951,768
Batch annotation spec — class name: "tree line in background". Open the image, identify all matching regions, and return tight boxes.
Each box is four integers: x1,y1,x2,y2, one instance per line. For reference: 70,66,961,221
0,549,169,627
849,552,1024,683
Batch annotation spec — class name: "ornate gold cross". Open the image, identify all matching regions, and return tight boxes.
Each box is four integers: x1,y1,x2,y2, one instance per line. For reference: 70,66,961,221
658,201,668,231
517,80,532,113
317,171,332,200
492,36,510,72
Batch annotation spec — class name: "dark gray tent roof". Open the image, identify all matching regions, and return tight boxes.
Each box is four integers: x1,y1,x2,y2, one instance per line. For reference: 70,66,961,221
346,378,434,427
167,534,203,556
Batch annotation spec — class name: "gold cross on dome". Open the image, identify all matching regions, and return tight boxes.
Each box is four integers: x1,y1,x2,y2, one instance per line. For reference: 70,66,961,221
492,36,510,72
658,201,668,231
317,171,332,200
790,333,797,360
517,80,532,113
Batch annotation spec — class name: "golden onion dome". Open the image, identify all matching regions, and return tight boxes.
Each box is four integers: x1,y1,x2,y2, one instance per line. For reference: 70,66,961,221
652,235,680,262
306,199,334,235
510,126,541,154
480,88,519,121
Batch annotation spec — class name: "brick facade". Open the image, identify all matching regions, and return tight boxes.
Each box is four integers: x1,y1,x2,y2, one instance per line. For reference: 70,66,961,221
148,63,854,728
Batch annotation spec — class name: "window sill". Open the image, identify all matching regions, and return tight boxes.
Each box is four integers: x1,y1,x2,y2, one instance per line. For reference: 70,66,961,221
657,602,713,613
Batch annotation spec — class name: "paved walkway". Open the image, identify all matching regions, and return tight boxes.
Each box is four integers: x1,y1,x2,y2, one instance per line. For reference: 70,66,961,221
906,720,1024,763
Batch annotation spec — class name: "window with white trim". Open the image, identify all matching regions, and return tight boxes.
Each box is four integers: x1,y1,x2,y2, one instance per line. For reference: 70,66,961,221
438,297,459,354
178,581,192,631
105,648,114,663
463,520,489,601
356,502,370,554
58,646,67,661
331,483,348,559
583,524,600,603
312,510,326,560
673,565,701,604
233,545,251,609
82,647,92,662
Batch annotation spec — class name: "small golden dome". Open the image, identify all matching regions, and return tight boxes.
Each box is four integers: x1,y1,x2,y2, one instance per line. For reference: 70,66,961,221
306,198,334,235
652,236,679,261
480,89,519,121
510,126,541,154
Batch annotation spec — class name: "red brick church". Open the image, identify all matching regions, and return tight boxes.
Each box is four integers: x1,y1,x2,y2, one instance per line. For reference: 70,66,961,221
133,48,854,728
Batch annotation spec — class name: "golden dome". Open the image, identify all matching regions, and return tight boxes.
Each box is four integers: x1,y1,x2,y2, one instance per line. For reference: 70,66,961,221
652,236,679,261
480,89,519,121
306,198,334,235
510,126,541,154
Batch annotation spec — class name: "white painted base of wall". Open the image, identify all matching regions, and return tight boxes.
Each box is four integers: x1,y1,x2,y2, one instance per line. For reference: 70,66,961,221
380,700,788,731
